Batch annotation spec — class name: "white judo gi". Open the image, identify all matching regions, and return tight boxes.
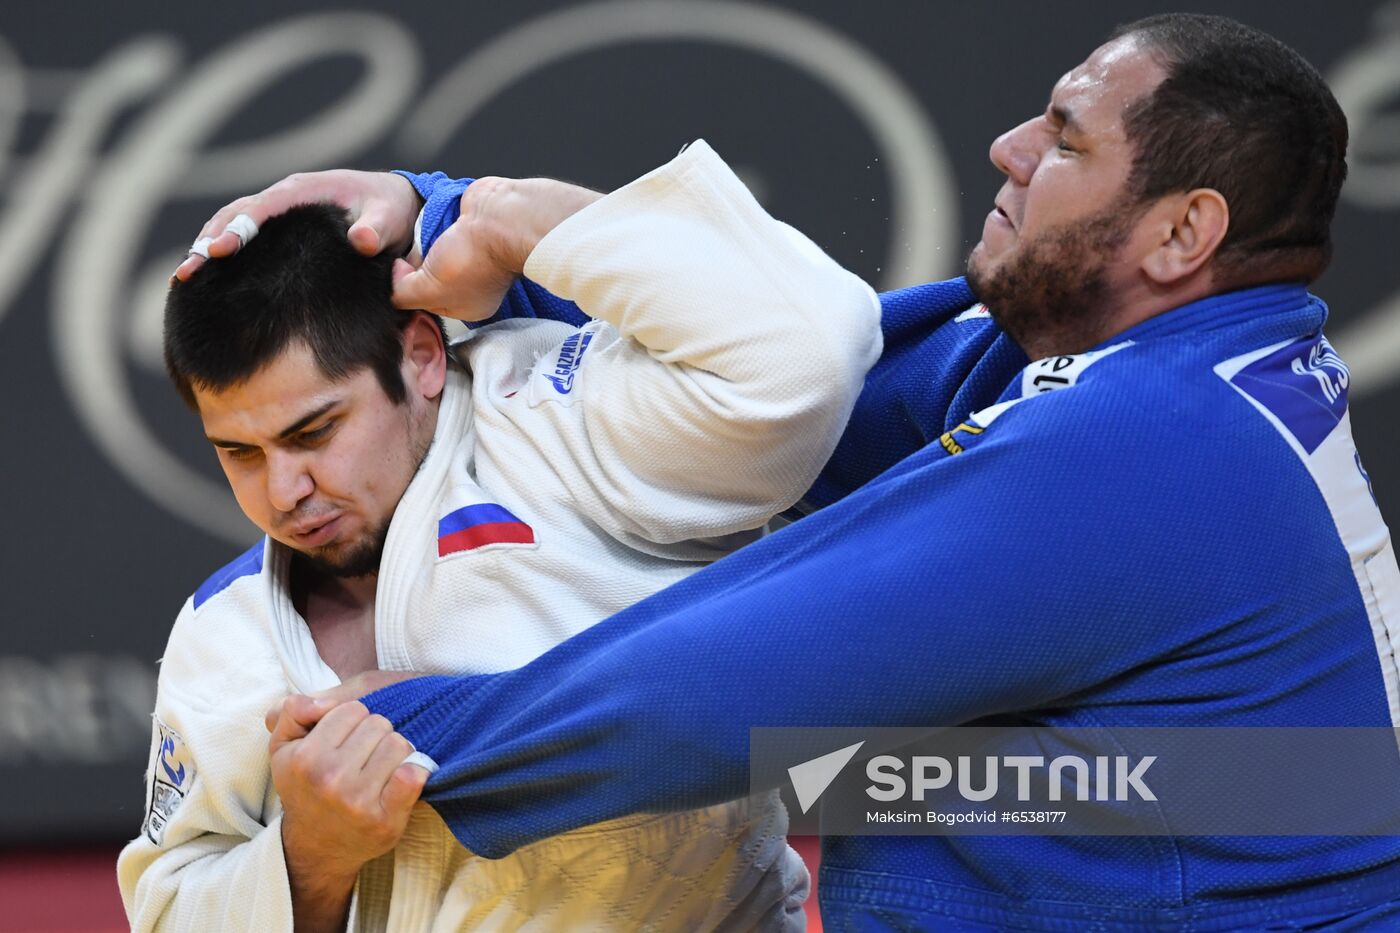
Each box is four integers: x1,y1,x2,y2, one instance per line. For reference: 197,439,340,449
117,141,882,931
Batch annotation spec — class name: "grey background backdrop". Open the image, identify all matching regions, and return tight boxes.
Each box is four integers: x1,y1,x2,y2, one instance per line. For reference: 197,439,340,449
1,0,1397,843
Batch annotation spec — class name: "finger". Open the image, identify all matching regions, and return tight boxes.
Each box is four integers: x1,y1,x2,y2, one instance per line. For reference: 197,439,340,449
194,198,249,243
361,729,414,789
205,229,244,259
265,694,336,735
176,200,258,279
301,699,371,750
190,180,302,259
266,700,339,757
267,719,308,758
390,264,445,312
380,762,430,815
173,254,205,282
335,713,396,773
347,219,383,256
204,186,296,238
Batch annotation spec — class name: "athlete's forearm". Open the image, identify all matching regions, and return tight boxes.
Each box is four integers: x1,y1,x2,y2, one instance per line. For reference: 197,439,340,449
284,835,354,933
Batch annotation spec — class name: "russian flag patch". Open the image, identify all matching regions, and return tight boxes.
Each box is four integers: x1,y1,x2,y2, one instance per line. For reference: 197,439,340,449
437,503,535,557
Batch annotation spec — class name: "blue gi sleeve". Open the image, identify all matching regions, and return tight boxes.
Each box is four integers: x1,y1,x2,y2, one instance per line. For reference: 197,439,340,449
362,383,1273,858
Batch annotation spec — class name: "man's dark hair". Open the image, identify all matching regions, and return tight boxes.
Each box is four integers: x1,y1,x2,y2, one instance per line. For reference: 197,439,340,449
1111,14,1348,285
164,203,437,409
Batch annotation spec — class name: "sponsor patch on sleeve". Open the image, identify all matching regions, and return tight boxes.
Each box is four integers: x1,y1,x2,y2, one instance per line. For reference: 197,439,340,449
525,323,603,408
143,717,195,845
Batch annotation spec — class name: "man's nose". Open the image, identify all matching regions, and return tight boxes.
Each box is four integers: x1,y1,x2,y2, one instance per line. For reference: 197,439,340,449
989,116,1044,185
266,451,314,514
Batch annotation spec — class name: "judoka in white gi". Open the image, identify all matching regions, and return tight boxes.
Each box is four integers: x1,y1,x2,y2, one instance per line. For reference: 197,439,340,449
118,142,881,931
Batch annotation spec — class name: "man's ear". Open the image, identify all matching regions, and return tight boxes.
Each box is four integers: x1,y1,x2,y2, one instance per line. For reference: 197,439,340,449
1140,188,1230,286
401,311,447,400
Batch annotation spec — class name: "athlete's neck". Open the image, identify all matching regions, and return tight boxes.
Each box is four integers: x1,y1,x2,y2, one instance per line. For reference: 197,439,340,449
291,561,380,680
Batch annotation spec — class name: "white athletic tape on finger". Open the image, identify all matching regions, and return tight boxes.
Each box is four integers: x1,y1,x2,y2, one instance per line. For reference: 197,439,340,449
188,237,214,259
403,749,439,774
225,213,259,246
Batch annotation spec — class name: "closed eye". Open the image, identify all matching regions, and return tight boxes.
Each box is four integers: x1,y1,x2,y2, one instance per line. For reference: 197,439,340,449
295,422,336,446
221,445,260,462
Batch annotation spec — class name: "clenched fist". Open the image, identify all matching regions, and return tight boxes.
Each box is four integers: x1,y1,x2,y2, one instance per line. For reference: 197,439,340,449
267,699,428,932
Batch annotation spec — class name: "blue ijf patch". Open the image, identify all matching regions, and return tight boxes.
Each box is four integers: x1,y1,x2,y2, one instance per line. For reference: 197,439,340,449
1231,335,1349,455
144,717,195,845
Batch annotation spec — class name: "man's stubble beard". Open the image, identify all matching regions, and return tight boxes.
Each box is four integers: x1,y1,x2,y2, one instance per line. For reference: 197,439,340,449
296,412,436,580
967,207,1133,357
299,519,393,580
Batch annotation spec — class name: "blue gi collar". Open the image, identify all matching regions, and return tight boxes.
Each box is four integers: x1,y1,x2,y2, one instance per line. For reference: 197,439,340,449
1097,282,1323,349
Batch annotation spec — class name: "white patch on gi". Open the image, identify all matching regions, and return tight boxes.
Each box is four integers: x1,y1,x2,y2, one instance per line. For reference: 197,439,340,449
144,717,195,845
968,342,1133,430
526,322,605,408
1020,342,1132,396
954,303,992,322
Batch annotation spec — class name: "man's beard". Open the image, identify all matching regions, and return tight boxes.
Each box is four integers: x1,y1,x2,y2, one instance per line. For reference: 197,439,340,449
299,519,393,579
291,416,434,580
967,207,1132,355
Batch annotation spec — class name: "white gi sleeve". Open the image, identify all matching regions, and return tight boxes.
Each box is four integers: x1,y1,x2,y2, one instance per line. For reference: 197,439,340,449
116,602,296,932
515,139,882,545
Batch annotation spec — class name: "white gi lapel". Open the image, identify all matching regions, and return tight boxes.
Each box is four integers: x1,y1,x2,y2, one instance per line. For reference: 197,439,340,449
373,362,475,671
265,540,340,694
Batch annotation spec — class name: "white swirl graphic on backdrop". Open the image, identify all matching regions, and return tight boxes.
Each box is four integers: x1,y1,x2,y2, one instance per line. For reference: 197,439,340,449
0,38,179,330
0,33,23,194
1329,2,1400,399
1332,2,1400,208
403,0,958,292
51,13,419,543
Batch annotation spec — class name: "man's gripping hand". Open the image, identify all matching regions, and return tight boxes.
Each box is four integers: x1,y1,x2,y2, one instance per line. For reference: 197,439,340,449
267,699,428,932
173,169,421,281
390,175,601,321
264,669,426,736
